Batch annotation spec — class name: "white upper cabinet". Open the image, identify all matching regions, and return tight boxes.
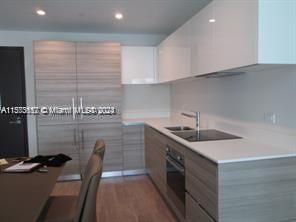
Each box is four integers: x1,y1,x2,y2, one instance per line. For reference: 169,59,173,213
212,0,259,73
258,0,296,64
191,0,296,76
157,0,296,81
191,2,215,76
158,39,172,83
158,19,192,83
122,46,157,84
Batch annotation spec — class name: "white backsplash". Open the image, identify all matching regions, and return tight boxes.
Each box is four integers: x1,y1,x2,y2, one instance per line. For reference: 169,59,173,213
171,66,296,149
122,84,171,119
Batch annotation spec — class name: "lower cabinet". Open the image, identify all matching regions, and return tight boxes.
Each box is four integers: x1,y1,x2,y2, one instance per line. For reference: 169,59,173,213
79,123,123,173
145,125,296,222
37,124,80,177
185,148,218,220
145,125,167,195
37,122,123,177
186,193,215,222
123,125,145,171
145,125,217,222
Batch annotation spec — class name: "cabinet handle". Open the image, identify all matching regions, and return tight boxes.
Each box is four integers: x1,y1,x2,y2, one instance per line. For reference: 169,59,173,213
166,156,185,175
81,129,85,150
80,97,83,120
72,98,76,120
74,128,78,145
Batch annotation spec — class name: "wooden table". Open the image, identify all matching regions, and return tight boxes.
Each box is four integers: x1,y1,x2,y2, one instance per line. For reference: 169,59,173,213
0,161,64,222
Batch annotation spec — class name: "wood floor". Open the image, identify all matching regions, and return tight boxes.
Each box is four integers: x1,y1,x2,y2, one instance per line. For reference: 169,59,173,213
52,175,177,222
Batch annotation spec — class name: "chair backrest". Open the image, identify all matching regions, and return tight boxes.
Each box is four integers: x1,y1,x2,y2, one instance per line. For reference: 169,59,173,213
93,139,105,160
75,142,105,222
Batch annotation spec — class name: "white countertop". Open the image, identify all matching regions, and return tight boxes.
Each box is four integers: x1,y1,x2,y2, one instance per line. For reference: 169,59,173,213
122,118,296,164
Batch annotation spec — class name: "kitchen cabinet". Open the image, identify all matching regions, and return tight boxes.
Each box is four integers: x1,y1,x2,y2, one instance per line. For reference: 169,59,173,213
185,148,218,220
76,42,122,124
145,126,186,221
123,125,145,171
157,40,170,83
34,41,76,74
37,124,80,176
122,46,157,84
191,0,258,75
79,123,123,173
158,19,191,83
145,125,296,222
212,0,258,73
186,193,214,222
35,78,77,125
191,0,296,76
145,126,167,195
159,0,296,80
34,41,122,178
191,2,215,76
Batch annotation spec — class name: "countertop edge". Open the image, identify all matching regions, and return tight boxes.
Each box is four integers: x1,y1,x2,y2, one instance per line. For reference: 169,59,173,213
135,119,296,164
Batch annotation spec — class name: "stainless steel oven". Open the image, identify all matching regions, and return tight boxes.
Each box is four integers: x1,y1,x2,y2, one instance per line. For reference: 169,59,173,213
166,144,185,215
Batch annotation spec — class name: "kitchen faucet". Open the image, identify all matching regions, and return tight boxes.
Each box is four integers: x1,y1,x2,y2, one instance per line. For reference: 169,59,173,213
181,111,200,131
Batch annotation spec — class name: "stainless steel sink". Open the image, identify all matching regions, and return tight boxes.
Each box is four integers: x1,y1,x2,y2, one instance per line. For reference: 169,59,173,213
172,129,241,142
165,126,195,131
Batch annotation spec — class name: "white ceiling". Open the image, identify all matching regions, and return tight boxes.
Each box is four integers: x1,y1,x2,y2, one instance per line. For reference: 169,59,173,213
0,0,210,35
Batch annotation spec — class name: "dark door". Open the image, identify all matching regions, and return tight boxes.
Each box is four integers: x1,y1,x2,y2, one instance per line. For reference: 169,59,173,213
0,47,28,158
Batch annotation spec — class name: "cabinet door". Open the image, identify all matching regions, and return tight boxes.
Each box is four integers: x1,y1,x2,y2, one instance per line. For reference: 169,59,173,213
76,42,122,124
191,2,215,76
170,19,192,80
122,46,156,84
157,36,175,83
37,124,80,176
145,126,167,195
34,41,76,74
213,0,258,72
185,149,218,220
77,75,122,124
76,42,121,73
79,123,123,173
186,193,215,222
123,125,145,171
35,78,77,125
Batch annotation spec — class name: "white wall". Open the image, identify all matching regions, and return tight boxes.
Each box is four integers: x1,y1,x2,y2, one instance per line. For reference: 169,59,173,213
0,30,166,156
171,66,296,149
122,84,171,119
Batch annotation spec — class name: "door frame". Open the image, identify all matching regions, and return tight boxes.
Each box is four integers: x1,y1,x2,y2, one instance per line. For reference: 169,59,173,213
0,46,28,157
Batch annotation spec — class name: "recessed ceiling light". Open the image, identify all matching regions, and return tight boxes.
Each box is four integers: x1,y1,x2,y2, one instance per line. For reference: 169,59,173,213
115,13,123,20
36,9,46,16
209,18,216,23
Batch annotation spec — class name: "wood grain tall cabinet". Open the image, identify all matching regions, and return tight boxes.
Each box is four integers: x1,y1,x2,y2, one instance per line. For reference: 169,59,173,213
34,41,122,179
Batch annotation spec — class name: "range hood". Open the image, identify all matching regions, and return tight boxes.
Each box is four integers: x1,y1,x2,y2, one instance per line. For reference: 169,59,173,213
195,64,290,79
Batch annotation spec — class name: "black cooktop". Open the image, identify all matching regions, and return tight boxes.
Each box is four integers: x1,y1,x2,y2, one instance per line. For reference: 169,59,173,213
172,129,241,142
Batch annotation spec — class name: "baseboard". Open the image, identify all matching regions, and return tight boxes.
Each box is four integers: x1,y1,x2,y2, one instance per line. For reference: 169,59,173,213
58,174,81,181
102,169,147,178
57,169,147,181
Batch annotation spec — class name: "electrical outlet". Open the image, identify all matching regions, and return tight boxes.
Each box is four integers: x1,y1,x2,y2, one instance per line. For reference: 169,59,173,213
264,113,278,125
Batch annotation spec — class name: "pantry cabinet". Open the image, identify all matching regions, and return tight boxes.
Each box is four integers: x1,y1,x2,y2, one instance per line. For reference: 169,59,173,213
34,41,122,178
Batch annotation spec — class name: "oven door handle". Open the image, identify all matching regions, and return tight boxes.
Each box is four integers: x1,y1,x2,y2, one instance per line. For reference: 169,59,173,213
166,156,185,175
